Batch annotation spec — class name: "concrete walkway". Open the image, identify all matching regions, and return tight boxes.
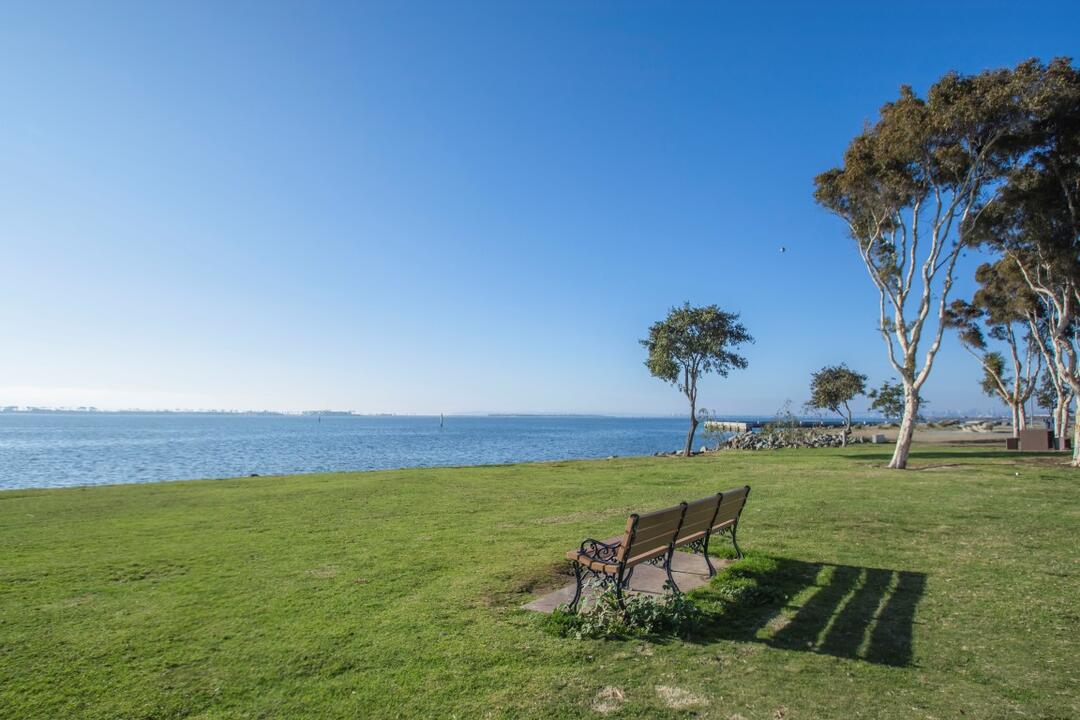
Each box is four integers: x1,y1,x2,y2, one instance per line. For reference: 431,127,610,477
522,552,729,613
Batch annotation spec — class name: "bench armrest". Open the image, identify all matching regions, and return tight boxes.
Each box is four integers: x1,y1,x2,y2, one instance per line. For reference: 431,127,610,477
577,538,621,564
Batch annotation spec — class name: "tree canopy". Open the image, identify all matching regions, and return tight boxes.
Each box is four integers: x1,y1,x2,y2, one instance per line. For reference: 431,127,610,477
641,303,753,456
970,58,1080,460
813,59,1058,468
805,364,867,446
868,380,926,425
944,259,1041,436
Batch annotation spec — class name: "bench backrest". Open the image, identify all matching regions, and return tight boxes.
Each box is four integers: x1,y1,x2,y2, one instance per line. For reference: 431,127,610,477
675,494,723,543
712,485,750,532
619,502,687,565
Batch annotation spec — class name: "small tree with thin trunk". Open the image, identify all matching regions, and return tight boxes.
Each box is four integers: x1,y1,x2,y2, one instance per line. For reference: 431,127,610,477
944,260,1041,437
869,380,926,425
1035,371,1056,419
641,303,753,457
814,62,1038,468
1036,370,1074,437
804,364,867,447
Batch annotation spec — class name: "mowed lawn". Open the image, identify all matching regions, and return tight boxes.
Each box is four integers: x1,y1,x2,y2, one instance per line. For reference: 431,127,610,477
1,445,1078,719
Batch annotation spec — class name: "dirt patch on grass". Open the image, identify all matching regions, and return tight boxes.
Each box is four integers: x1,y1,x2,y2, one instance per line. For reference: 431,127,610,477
306,565,340,579
656,685,706,710
109,561,188,583
41,593,95,610
479,562,570,608
764,614,792,634
592,686,625,715
910,456,1072,471
910,463,987,472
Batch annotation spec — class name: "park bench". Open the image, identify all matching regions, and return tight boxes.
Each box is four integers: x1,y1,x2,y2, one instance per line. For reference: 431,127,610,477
565,485,750,612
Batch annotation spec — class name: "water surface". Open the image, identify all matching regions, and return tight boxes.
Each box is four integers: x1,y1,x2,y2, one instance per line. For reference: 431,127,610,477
0,413,707,490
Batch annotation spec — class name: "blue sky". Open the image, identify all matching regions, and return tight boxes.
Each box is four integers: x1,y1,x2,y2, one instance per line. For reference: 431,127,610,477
1,1,1077,415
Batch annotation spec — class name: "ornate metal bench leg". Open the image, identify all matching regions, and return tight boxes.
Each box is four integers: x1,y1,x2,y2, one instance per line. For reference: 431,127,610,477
731,524,744,560
665,551,682,594
568,562,584,612
614,571,627,612
701,534,717,576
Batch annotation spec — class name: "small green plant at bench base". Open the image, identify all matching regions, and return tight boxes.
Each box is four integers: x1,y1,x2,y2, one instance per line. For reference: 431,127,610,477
543,584,701,640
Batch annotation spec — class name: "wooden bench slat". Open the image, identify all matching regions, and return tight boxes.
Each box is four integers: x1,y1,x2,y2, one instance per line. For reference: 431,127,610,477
681,504,719,524
624,545,672,566
714,506,744,524
632,505,686,533
678,518,714,537
626,522,681,551
683,498,720,517
673,528,709,546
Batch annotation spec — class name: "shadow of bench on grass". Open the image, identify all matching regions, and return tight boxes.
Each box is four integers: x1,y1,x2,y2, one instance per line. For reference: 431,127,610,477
694,558,926,667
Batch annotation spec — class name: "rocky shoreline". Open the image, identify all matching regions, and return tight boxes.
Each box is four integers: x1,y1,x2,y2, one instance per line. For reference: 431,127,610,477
644,420,1024,457
649,430,868,455
718,430,865,450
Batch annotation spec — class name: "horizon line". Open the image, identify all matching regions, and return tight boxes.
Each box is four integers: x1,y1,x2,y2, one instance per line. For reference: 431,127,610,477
0,406,1012,420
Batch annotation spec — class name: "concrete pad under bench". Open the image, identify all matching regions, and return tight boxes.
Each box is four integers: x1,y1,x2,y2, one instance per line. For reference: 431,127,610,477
522,552,731,614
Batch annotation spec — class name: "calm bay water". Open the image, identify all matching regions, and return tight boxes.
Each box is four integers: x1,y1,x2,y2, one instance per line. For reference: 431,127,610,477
0,413,708,490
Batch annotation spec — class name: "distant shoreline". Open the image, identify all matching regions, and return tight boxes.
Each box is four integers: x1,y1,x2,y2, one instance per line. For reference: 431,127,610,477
0,408,1009,423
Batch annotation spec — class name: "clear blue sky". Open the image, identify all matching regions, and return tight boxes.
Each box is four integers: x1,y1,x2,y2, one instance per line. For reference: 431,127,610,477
1,2,1077,415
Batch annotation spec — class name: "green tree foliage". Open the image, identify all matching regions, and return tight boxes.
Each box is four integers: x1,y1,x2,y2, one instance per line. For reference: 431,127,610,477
1035,370,1074,427
944,259,1041,436
641,303,753,457
804,364,867,446
1035,371,1058,417
814,60,1050,468
979,352,1009,398
971,58,1080,462
868,380,926,425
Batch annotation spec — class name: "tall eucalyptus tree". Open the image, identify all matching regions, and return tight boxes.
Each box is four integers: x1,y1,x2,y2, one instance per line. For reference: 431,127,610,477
977,59,1080,462
815,61,1042,468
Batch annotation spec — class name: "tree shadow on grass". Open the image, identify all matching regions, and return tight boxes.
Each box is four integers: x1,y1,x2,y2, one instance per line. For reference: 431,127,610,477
690,556,926,667
840,450,1063,462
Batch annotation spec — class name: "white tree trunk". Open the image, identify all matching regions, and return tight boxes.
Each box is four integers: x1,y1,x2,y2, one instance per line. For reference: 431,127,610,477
1072,413,1079,466
1061,400,1073,450
1011,404,1022,438
888,390,919,469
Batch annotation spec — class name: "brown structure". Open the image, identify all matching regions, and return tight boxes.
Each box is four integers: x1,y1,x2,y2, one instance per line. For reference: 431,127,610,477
1019,428,1055,451
564,486,749,612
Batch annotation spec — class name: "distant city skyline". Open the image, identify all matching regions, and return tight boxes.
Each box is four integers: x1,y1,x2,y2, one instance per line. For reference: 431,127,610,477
2,2,1077,416
0,400,1019,421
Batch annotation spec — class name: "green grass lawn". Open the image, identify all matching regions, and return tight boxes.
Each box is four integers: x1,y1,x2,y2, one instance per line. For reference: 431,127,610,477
2,445,1078,719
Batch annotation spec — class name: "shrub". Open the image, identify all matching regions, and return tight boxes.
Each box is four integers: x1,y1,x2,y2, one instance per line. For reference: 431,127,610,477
543,584,701,640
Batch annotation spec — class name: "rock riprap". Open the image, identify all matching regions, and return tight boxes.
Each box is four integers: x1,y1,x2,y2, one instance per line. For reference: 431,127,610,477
719,431,864,450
